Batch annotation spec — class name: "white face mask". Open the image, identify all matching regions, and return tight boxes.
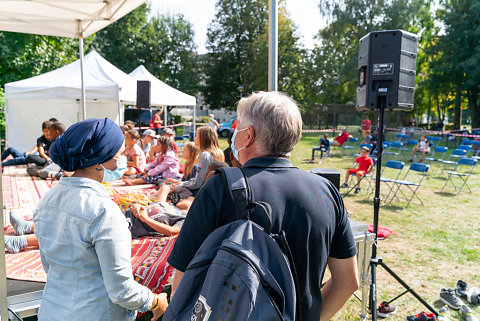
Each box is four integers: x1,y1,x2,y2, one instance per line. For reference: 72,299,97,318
231,127,248,160
101,156,127,182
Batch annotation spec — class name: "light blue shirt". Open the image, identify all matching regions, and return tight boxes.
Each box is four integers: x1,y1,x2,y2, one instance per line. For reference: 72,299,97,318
33,177,153,321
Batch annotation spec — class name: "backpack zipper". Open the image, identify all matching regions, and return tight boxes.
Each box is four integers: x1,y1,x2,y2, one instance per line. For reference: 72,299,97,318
220,246,286,321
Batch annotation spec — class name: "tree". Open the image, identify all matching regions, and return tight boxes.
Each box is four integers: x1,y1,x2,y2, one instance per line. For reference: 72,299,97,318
203,0,307,109
92,4,199,95
309,0,431,110
0,32,79,86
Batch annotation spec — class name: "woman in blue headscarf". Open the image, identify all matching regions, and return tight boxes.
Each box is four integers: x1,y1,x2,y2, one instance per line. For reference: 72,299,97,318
33,118,167,321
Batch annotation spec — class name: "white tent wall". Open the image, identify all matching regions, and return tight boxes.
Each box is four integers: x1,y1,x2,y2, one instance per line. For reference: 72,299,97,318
6,99,120,152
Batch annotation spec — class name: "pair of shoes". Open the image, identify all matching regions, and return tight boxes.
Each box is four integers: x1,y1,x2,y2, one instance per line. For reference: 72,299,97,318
440,288,463,310
406,311,437,321
309,158,315,163
354,187,361,194
340,182,349,188
377,301,397,318
458,280,480,304
437,305,450,321
460,304,479,321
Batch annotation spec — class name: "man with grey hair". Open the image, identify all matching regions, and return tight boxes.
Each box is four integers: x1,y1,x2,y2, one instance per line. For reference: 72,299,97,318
167,91,358,321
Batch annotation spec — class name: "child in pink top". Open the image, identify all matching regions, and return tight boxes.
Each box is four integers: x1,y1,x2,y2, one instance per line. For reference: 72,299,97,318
124,130,146,176
124,136,180,185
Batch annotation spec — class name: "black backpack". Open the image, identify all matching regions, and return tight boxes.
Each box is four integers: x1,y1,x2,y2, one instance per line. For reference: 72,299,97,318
163,167,300,321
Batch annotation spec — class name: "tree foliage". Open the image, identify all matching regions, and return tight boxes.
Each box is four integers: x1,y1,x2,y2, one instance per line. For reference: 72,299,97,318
91,4,199,95
307,0,430,108
203,0,306,110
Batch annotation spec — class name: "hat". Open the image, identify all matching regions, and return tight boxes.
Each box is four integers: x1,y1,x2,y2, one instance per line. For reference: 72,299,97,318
161,128,174,136
143,129,156,137
50,118,124,172
361,146,370,152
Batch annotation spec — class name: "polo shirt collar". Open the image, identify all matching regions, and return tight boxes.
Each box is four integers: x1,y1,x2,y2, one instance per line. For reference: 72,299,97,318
242,156,296,168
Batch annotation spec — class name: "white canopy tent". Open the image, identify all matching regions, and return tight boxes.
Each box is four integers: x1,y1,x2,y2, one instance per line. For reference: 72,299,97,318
4,51,167,152
129,65,197,133
0,1,147,319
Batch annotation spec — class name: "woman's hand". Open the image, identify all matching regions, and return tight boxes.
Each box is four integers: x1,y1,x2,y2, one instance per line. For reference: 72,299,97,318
151,293,168,321
131,203,145,218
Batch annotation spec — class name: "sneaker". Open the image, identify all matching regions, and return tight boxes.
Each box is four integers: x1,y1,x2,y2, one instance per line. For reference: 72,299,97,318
406,312,437,321
408,159,414,162
354,187,361,194
309,158,315,163
457,280,468,298
437,305,450,321
440,288,463,310
377,301,397,318
340,183,349,188
419,159,424,163
460,304,479,321
466,287,480,305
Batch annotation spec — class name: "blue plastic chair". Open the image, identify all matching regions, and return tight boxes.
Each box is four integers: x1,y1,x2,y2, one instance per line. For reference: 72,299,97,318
400,139,418,153
470,141,480,158
354,143,373,157
457,145,471,152
389,163,429,207
340,137,359,154
424,146,448,174
441,158,477,194
461,139,474,146
367,160,405,199
396,134,409,142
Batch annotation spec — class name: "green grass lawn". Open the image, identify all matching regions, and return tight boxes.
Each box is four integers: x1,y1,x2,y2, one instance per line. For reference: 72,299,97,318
219,131,480,321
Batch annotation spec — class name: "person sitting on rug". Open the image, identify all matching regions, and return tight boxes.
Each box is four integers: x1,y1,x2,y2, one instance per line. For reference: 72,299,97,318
123,129,147,176
156,126,224,200
141,129,157,156
409,135,430,163
30,118,167,320
152,161,230,212
331,127,353,147
161,127,178,155
340,145,374,194
2,145,37,167
25,120,54,167
124,136,180,186
310,133,331,163
27,123,68,180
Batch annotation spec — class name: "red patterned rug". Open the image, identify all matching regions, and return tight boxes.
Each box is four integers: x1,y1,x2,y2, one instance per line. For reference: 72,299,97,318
5,236,176,292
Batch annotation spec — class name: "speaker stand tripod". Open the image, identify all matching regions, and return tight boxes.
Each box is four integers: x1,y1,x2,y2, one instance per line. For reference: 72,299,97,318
369,94,438,321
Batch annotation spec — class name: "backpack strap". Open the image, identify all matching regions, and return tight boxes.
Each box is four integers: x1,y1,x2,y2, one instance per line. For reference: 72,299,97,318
218,167,251,220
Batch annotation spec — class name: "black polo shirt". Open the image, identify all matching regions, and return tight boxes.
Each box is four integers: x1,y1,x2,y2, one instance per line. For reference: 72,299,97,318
167,156,357,321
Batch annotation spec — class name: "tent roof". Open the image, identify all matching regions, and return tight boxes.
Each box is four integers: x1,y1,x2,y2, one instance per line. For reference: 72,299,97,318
129,65,196,106
5,51,163,106
0,0,146,39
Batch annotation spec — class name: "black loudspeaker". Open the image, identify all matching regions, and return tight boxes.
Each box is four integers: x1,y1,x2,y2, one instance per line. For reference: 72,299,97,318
356,30,418,111
310,168,341,190
137,80,151,109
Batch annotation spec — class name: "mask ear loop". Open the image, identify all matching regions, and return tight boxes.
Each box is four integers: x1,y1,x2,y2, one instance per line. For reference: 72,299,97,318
96,166,104,171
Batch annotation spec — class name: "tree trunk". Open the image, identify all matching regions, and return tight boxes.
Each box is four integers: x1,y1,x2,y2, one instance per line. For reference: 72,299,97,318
427,94,431,128
469,88,480,128
453,86,462,129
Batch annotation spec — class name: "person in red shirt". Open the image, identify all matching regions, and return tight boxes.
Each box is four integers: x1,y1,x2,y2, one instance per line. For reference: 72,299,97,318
340,146,374,194
331,127,353,147
361,114,372,138
153,109,163,135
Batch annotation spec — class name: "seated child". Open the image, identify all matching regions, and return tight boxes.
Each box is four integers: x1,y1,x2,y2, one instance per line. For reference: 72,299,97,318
310,134,331,163
124,136,179,185
153,161,229,212
331,127,353,147
27,123,68,179
26,120,54,166
124,129,147,176
340,146,374,194
142,129,157,156
409,135,430,163
2,145,37,167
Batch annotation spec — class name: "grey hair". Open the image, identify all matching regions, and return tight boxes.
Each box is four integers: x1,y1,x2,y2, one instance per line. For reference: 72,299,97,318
237,91,302,156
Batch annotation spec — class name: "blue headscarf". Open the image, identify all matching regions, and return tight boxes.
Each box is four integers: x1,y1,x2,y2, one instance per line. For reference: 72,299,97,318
50,118,124,172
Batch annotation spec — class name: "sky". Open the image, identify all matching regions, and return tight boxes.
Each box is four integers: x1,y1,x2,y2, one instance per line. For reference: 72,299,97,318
150,0,326,54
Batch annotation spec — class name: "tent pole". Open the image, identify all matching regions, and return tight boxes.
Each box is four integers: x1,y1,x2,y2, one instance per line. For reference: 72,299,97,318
164,106,167,130
268,0,278,91
193,104,196,139
117,100,122,125
79,38,87,120
0,163,10,320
